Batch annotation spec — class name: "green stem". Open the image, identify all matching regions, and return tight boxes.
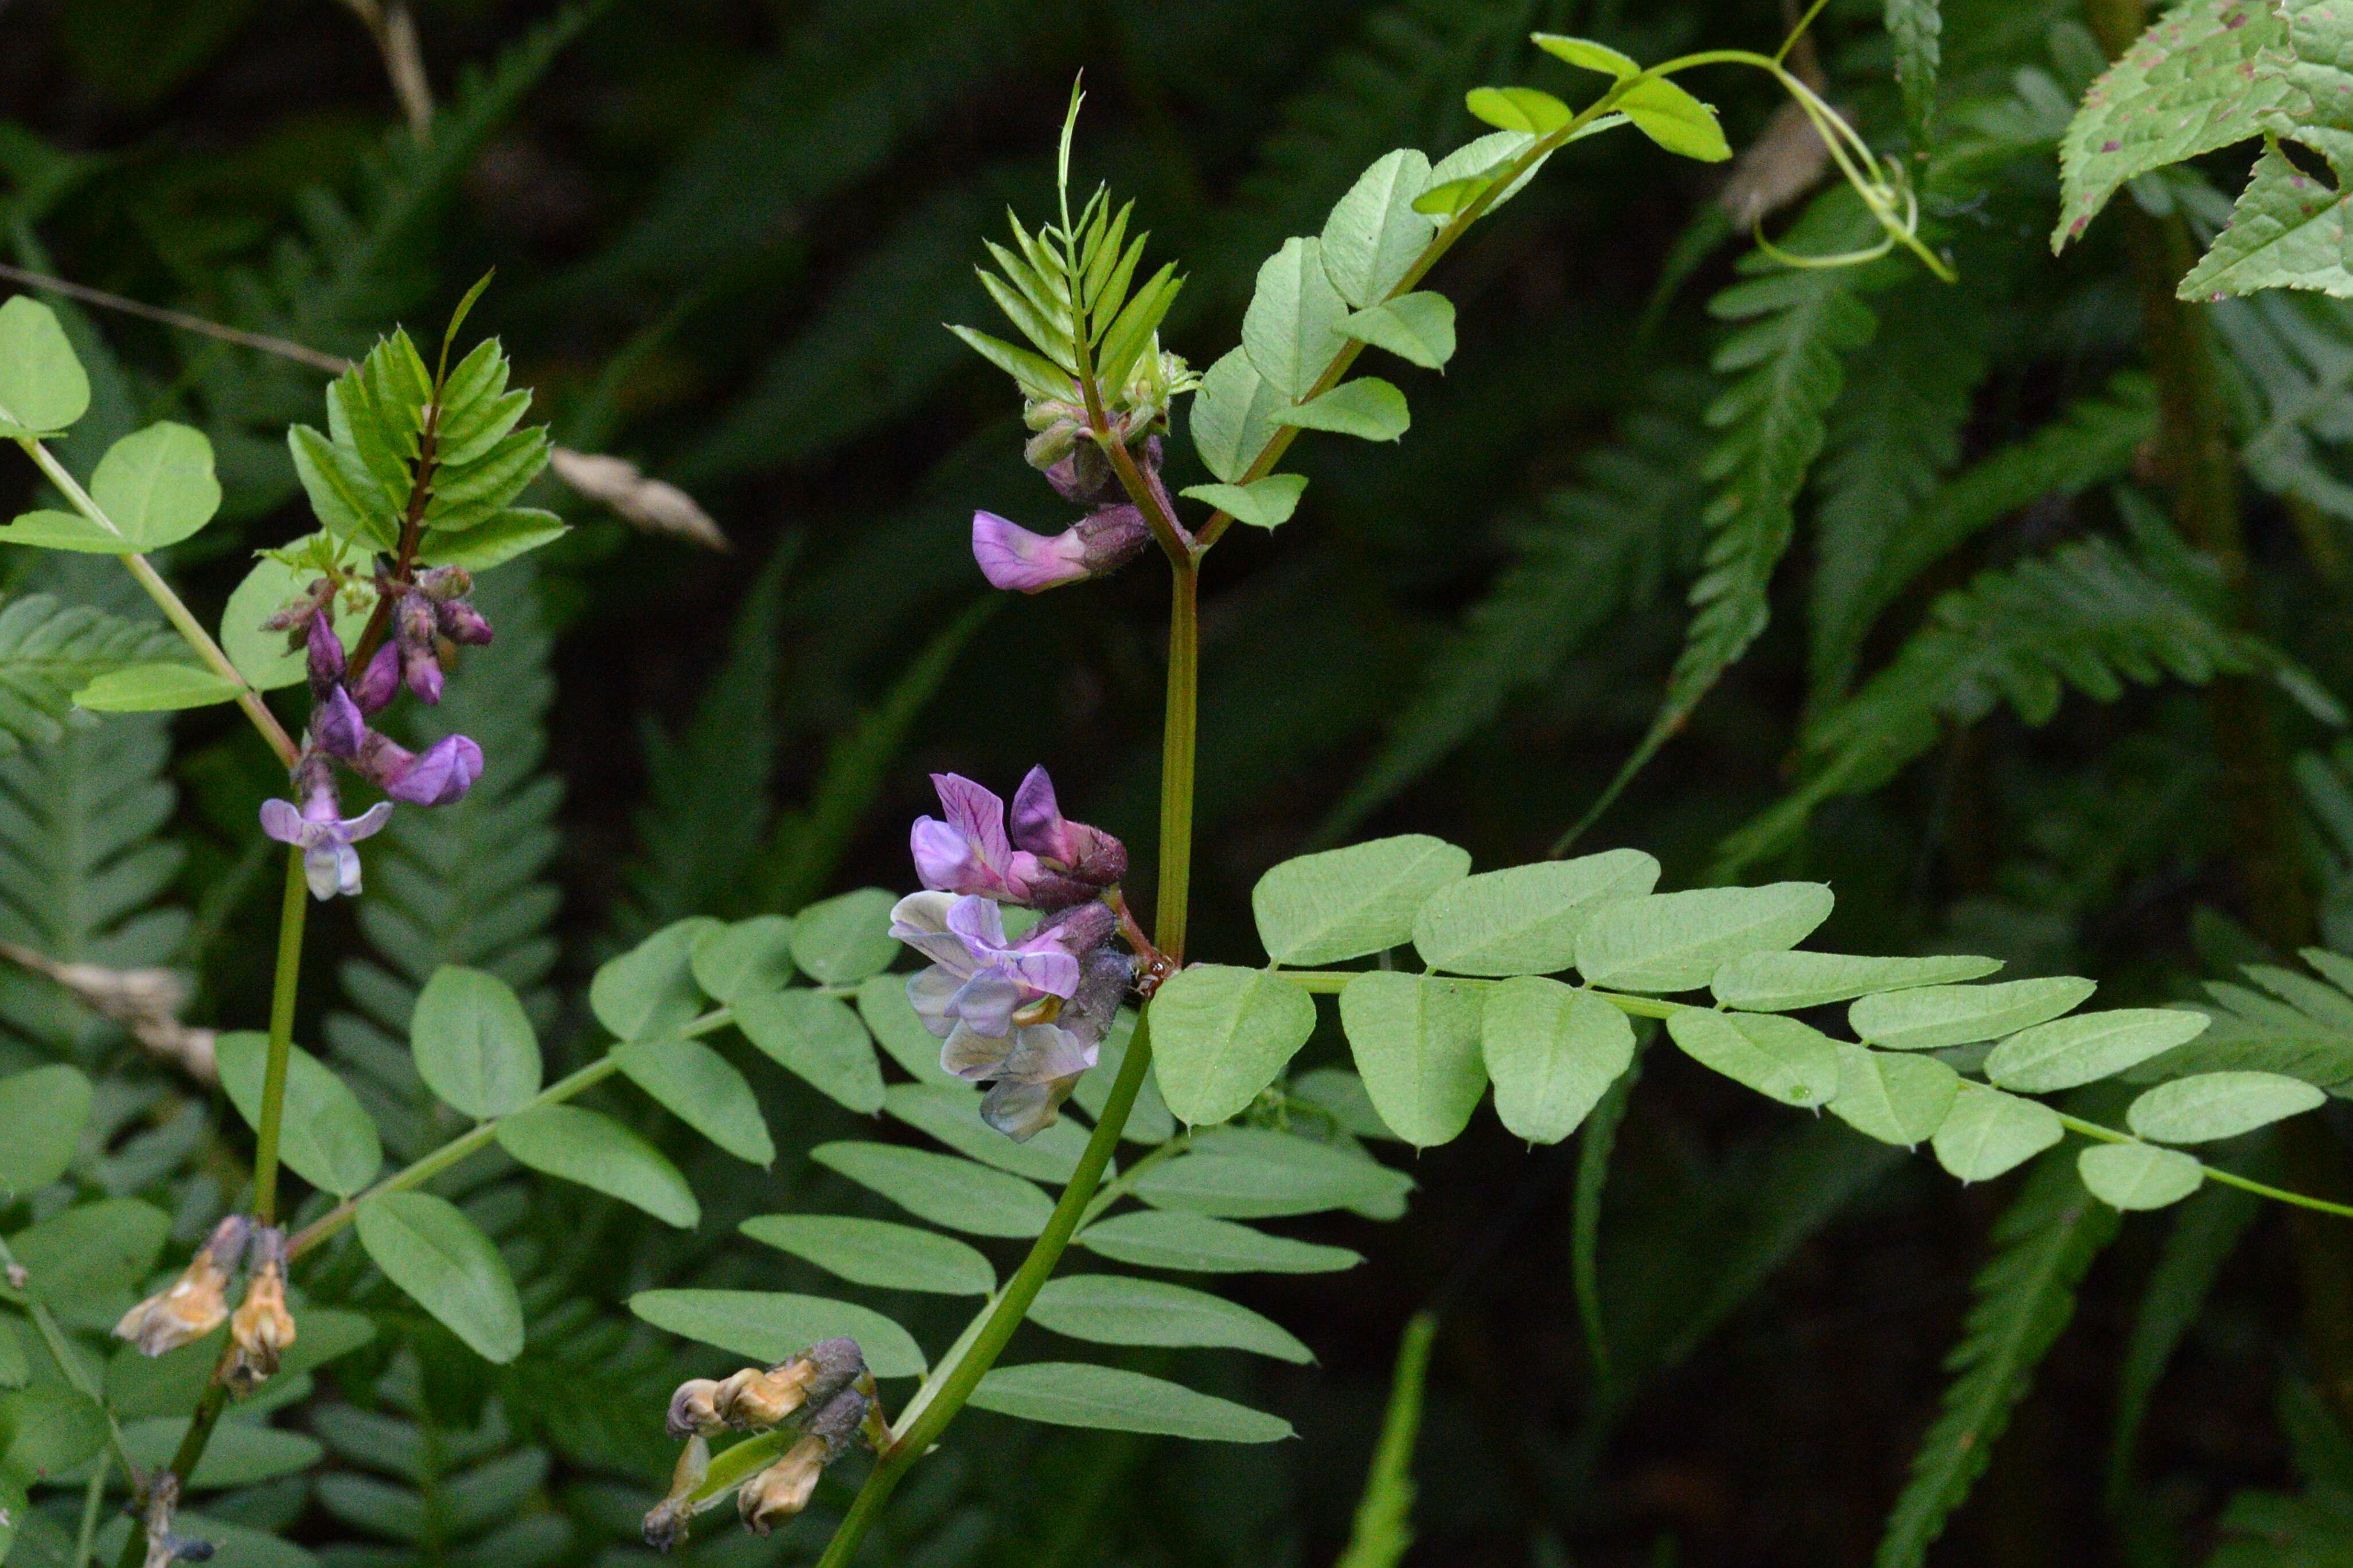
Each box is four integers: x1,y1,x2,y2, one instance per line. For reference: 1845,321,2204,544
809,1020,1158,1568
2054,1112,2353,1219
1155,561,1199,963
71,1449,108,1568
9,434,301,769
251,848,309,1226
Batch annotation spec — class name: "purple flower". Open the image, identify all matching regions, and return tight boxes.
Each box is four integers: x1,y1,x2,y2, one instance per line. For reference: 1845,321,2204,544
967,947,1135,1141
370,734,485,806
395,593,444,704
911,773,1045,901
889,892,1111,1040
312,685,368,759
260,760,394,899
970,505,1150,594
1009,767,1126,895
351,642,400,714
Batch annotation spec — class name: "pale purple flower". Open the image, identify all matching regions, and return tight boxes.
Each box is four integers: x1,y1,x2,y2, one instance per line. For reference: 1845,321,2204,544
970,505,1150,593
967,947,1135,1141
911,773,1044,901
889,891,1117,1043
370,734,484,806
1010,766,1126,895
261,760,394,899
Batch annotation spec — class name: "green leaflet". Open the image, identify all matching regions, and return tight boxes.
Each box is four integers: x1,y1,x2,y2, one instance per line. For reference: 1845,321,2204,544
1874,1158,2118,1568
629,1288,925,1378
1667,1009,1841,1109
787,886,899,983
72,663,240,712
0,296,89,436
1827,1043,1960,1147
1575,882,1834,993
1189,347,1289,484
1320,148,1439,307
1851,976,2098,1051
689,915,798,1003
1243,237,1352,400
216,1032,384,1198
495,1104,700,1227
10,1198,169,1317
1254,834,1470,964
1278,377,1410,441
0,1065,90,1195
2052,0,2290,251
1340,972,1489,1147
1180,474,1306,529
1339,293,1457,370
742,1213,995,1296
410,965,542,1119
733,988,887,1113
1029,1274,1314,1362
967,1362,1292,1442
1983,1008,2211,1092
812,1140,1053,1236
1149,964,1319,1127
591,917,720,1041
2179,144,2353,299
355,1191,525,1363
1412,848,1659,976
883,1081,1094,1183
1134,1127,1413,1221
612,1033,774,1165
1075,1210,1361,1274
1931,1081,2063,1183
2125,1070,2325,1141
1480,976,1635,1144
1712,951,2002,1012
120,1418,323,1488
2078,1143,2206,1210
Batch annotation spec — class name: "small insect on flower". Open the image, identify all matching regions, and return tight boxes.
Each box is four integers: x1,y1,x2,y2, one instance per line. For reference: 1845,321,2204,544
115,1215,250,1358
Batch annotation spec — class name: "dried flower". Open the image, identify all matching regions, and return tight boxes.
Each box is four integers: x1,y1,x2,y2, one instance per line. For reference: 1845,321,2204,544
0,941,215,1082
115,1215,249,1357
549,447,730,552
642,1433,709,1549
971,504,1150,593
665,1379,725,1439
261,755,395,900
223,1227,294,1393
737,1434,827,1533
712,1360,820,1428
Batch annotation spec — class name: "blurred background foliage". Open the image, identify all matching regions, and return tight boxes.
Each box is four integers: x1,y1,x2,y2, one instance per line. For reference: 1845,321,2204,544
7,0,2353,1563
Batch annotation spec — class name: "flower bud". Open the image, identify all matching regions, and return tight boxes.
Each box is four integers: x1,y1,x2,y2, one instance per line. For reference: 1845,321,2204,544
223,1228,294,1393
395,594,443,705
114,1215,249,1358
350,643,400,715
305,616,346,691
436,600,494,647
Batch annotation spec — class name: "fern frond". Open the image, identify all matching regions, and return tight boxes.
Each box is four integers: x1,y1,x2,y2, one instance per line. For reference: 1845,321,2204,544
0,595,188,754
327,564,562,1159
2152,944,2353,1088
313,1379,574,1568
2106,1183,2260,1507
1807,284,1988,712
1812,374,2157,700
614,546,792,939
1713,535,2271,877
2215,291,2353,524
1570,189,1883,844
1874,1155,2119,1568
1316,384,1708,844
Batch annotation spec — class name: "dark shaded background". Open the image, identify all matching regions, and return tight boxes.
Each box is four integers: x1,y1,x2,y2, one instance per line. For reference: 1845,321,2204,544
2,0,2347,1564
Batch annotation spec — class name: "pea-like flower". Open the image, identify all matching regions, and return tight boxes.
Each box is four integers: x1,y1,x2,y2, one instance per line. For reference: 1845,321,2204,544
260,757,393,900
910,773,1045,902
1008,767,1126,902
970,503,1149,593
891,893,1103,1040
224,1226,294,1393
969,946,1135,1141
115,1215,249,1357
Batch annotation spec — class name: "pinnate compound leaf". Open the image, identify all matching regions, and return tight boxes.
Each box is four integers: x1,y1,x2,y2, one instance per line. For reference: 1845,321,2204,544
217,1032,381,1197
883,1082,1092,1183
1277,378,1410,441
73,664,241,713
1076,1210,1361,1274
1713,952,2003,1012
2125,1070,2325,1143
2078,1143,2206,1210
787,887,899,984
1340,973,1488,1147
1984,1009,2211,1092
1150,964,1319,1127
1874,1158,2117,1568
355,1192,524,1363
2052,0,2290,252
1032,1275,1313,1362
1180,474,1307,530
592,917,720,1041
1931,1082,2063,1183
2178,144,2353,299
1480,977,1636,1144
1339,293,1456,370
629,1289,924,1378
0,296,89,435
690,915,798,1003
1189,347,1287,485
1255,835,1470,965
1466,86,1572,135
612,1034,773,1165
741,1214,993,1296
1243,237,1352,401
1135,1127,1413,1220
1412,848,1658,976
1575,883,1833,993
1850,976,2098,1051
410,965,541,1118
88,424,220,550
1828,1045,1960,1147
1888,0,1943,138
969,1363,1293,1442
495,1104,699,1226
733,988,885,1113
1667,1009,1840,1109
813,1141,1052,1236
1532,33,1640,77
1320,149,1439,307
0,1065,91,1195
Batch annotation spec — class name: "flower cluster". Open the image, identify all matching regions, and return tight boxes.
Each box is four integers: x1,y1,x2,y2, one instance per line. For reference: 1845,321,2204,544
259,569,493,900
115,1215,297,1390
891,768,1133,1140
646,1338,884,1548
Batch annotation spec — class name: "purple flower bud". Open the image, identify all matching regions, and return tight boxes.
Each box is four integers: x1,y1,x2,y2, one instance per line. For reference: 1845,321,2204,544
436,600,494,646
1009,767,1127,905
306,615,346,689
312,686,367,759
377,734,483,806
351,643,400,714
395,595,444,704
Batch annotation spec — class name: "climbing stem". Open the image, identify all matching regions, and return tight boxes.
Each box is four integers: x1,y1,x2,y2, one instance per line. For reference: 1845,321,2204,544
251,847,309,1226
